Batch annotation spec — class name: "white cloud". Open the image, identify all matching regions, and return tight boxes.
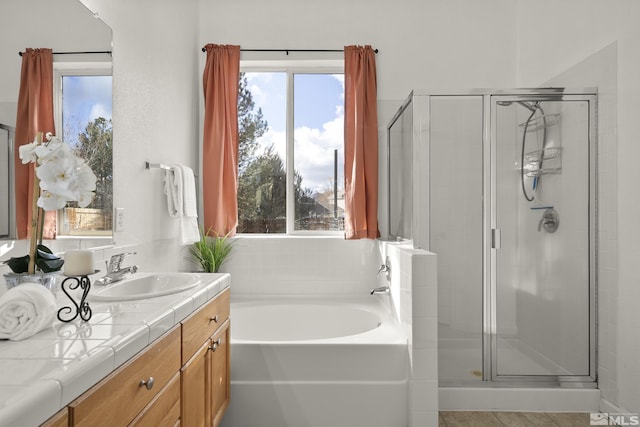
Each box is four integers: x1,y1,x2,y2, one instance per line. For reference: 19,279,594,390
89,103,111,121
246,73,277,109
332,74,344,88
255,114,344,193
249,83,266,107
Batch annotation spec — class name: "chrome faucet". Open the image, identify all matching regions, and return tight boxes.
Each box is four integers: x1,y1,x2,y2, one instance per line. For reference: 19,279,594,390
377,261,390,279
377,264,389,275
372,260,391,294
95,252,138,286
370,286,389,295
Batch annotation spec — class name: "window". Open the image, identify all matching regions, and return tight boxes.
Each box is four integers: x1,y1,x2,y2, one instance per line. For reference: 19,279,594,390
54,64,113,236
237,68,344,234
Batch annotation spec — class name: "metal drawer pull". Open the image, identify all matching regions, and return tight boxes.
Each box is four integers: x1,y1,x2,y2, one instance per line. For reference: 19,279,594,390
210,338,222,352
139,377,154,390
209,315,219,323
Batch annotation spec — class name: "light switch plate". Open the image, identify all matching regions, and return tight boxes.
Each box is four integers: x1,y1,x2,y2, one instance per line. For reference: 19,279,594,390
116,207,125,231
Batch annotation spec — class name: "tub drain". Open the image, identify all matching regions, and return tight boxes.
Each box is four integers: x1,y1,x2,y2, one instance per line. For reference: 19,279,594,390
471,370,482,377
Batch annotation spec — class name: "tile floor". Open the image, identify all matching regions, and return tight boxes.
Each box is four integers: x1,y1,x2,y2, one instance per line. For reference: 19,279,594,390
439,411,594,426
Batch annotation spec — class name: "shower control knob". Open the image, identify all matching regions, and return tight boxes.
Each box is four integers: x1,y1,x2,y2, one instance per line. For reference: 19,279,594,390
538,208,559,233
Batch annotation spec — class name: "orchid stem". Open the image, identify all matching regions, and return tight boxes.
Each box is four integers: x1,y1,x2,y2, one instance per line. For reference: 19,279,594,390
27,132,43,274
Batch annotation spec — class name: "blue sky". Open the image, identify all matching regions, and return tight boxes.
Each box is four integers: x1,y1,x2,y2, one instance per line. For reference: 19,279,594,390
62,75,112,145
244,72,344,193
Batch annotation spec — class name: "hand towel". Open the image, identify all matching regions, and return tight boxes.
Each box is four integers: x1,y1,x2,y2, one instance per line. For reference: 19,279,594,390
0,283,56,341
163,167,180,217
163,164,200,245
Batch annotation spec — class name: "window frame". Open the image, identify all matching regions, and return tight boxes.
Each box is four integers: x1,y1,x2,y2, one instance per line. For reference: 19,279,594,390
53,61,113,238
239,62,345,236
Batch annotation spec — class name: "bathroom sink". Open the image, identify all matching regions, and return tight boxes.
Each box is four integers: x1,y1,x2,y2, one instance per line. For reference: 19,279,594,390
89,273,201,301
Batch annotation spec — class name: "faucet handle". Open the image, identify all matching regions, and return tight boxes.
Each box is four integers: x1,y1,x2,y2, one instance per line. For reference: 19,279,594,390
114,251,137,259
110,251,137,262
377,263,390,276
107,251,137,272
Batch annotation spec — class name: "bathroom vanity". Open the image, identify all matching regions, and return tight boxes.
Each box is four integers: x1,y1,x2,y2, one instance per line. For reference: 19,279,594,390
0,273,230,427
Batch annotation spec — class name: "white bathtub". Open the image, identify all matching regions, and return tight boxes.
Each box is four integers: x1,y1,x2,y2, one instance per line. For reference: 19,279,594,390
221,296,409,427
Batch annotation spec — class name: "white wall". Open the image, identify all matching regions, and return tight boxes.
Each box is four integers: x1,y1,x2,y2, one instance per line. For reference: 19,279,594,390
517,0,638,414
198,0,517,100
75,0,200,272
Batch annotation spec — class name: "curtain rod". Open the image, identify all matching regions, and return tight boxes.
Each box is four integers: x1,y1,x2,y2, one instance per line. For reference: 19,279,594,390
201,47,379,55
18,50,112,57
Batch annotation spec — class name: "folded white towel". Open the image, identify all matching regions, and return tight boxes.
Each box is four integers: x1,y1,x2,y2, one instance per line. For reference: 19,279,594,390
163,164,200,245
0,283,56,341
164,167,180,217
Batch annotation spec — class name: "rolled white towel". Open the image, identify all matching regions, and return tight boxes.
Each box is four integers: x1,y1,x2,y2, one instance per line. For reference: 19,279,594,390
0,283,57,341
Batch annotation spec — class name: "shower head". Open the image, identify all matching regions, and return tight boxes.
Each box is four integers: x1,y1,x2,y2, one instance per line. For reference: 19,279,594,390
496,100,539,113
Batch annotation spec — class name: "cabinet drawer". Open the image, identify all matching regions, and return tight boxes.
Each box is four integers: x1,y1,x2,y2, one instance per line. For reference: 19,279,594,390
130,371,181,427
69,326,181,427
181,288,230,362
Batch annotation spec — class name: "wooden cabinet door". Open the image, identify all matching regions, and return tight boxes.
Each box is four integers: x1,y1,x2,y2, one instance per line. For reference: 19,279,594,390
41,408,68,427
181,340,209,427
210,320,230,427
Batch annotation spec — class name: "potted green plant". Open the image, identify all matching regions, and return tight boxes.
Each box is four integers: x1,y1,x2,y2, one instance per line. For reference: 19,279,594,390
189,228,233,273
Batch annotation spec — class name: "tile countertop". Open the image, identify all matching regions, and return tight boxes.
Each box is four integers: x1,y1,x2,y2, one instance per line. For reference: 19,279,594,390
0,272,230,427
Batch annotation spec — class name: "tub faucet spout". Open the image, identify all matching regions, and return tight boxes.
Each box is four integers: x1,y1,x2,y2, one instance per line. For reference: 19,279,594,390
370,286,389,295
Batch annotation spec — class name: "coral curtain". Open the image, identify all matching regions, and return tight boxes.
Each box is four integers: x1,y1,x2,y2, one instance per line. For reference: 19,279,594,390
343,45,380,239
202,44,240,236
15,48,56,240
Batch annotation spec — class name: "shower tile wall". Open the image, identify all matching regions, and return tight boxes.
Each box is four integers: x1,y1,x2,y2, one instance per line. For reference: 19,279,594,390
429,96,485,383
544,43,618,406
431,96,483,336
221,237,379,296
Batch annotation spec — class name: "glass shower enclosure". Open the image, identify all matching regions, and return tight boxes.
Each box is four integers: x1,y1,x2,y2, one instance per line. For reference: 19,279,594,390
387,89,597,386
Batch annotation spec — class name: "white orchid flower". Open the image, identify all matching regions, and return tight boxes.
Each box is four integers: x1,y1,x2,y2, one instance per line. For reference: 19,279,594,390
77,163,97,191
18,141,39,164
37,190,68,211
19,133,97,212
35,139,70,164
36,155,76,185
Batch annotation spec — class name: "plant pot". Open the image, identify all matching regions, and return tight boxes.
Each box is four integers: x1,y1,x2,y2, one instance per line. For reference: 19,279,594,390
3,271,58,291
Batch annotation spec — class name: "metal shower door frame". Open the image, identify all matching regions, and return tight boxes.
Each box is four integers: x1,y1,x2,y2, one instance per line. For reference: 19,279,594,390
485,89,598,386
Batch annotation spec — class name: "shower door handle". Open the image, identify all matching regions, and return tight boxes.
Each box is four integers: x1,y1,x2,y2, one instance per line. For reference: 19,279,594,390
491,229,501,249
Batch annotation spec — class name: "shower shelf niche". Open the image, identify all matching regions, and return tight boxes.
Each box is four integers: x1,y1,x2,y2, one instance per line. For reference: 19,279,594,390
523,147,562,177
519,113,560,132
